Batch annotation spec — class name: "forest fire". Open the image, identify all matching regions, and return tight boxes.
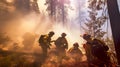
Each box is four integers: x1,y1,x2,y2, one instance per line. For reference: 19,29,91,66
0,12,87,67
0,0,118,67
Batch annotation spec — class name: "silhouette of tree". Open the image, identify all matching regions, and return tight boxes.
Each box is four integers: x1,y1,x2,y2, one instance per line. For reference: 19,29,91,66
85,0,107,40
45,0,70,25
107,0,120,64
14,0,40,14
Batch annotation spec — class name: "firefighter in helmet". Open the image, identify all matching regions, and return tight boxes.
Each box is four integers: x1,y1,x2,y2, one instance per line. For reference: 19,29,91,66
55,33,68,63
82,34,94,67
39,31,55,57
68,42,83,62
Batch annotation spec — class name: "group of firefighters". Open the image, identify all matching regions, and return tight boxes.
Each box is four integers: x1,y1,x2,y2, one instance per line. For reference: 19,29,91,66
38,31,113,67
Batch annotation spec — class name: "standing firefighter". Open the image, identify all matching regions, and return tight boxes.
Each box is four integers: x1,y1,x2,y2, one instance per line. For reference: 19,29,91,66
55,33,68,63
82,34,94,67
39,31,55,57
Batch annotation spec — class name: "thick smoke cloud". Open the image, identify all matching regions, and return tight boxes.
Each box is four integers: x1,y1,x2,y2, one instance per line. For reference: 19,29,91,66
0,0,89,67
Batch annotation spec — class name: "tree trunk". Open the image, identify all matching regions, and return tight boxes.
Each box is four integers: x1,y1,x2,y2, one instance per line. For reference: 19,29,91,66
107,0,120,65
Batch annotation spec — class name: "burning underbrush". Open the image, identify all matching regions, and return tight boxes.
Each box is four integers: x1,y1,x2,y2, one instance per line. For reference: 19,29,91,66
0,47,88,67
41,48,88,67
0,31,87,67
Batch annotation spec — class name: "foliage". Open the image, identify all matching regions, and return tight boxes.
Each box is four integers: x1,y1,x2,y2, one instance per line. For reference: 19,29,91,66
104,37,115,51
85,0,107,40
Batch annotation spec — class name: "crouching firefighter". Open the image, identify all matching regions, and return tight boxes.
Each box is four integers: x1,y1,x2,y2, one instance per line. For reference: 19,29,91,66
83,34,111,67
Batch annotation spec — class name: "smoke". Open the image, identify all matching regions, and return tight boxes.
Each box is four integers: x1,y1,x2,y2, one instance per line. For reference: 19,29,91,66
0,11,88,66
0,0,88,66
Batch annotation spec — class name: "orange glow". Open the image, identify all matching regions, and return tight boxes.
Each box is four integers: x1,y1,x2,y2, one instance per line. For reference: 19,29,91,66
51,23,85,49
6,0,14,3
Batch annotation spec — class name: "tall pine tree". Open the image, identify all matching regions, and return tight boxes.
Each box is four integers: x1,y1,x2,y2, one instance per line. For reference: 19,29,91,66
45,0,57,19
45,0,70,25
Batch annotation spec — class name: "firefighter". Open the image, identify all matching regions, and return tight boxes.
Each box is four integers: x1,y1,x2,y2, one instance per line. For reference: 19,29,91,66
83,34,111,67
92,39,111,67
39,31,55,57
68,42,83,62
55,33,68,54
83,34,94,67
55,33,68,63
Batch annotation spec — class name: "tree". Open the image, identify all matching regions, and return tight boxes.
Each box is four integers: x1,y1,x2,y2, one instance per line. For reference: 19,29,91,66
45,0,70,25
57,0,70,25
85,0,107,40
107,0,120,64
45,0,57,19
14,0,31,14
0,0,14,21
14,0,40,14
30,0,40,14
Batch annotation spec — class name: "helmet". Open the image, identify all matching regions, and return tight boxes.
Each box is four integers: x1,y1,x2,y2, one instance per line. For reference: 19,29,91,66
83,34,91,40
73,42,79,47
61,33,66,37
48,31,55,35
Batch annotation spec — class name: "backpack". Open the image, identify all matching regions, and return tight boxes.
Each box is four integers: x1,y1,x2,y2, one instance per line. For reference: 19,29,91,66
39,35,44,43
91,39,109,57
38,35,47,45
55,37,67,49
